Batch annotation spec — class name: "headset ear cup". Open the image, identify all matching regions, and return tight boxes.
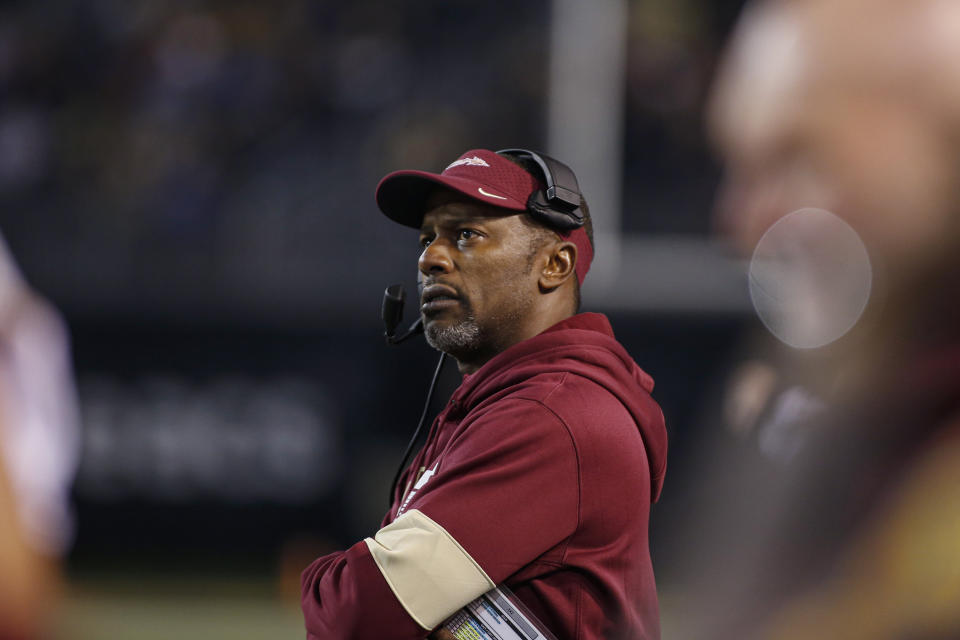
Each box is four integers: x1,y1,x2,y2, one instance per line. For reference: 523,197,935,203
499,148,585,231
526,191,583,231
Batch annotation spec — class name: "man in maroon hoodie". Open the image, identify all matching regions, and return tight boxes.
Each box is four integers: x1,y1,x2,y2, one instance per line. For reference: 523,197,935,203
301,148,667,640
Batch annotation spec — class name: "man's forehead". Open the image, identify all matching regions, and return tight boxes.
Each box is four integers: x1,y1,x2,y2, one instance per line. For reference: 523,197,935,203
419,196,516,231
709,0,811,159
711,0,928,162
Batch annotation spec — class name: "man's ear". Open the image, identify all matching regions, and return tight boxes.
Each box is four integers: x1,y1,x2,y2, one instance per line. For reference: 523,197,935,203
539,241,577,292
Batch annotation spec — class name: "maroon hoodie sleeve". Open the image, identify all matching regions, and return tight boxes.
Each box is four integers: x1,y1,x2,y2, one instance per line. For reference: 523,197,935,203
300,540,428,639
299,397,579,638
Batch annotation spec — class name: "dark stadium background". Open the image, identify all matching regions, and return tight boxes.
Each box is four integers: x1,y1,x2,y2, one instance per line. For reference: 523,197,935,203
0,1,750,636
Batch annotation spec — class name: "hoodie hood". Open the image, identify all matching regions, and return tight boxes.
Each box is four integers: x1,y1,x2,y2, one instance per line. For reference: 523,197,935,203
447,313,668,502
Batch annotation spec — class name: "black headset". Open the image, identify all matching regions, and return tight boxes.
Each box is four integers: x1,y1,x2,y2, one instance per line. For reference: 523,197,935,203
496,148,586,231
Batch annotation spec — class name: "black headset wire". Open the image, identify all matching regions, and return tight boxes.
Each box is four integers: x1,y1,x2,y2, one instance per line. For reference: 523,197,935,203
388,351,447,505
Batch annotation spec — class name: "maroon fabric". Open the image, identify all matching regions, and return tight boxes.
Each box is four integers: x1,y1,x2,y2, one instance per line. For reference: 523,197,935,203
390,312,667,639
566,225,593,286
300,312,666,639
377,149,537,222
300,540,425,640
376,149,594,285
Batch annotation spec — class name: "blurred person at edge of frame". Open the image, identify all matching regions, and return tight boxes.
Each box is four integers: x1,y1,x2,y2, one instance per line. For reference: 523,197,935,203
677,0,960,638
0,234,81,640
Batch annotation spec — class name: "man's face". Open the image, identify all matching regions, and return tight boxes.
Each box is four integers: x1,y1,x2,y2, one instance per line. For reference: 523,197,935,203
417,192,543,366
710,0,959,287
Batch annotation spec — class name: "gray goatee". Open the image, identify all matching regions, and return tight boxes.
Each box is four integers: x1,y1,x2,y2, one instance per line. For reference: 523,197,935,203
424,314,482,356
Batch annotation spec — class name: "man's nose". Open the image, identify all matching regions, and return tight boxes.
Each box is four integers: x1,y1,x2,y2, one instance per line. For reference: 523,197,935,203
418,239,453,276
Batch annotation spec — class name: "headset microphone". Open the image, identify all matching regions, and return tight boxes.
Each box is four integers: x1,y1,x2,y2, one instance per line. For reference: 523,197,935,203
382,284,424,345
380,283,445,506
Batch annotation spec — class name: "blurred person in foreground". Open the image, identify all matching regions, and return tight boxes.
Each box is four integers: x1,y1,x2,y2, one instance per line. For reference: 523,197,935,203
684,0,960,637
0,235,80,639
300,149,668,639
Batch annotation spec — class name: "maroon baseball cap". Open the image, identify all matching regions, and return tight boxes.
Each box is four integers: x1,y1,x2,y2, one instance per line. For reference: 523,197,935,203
376,148,593,285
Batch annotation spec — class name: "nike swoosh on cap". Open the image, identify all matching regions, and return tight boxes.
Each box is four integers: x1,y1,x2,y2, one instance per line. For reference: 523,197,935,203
477,187,508,200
